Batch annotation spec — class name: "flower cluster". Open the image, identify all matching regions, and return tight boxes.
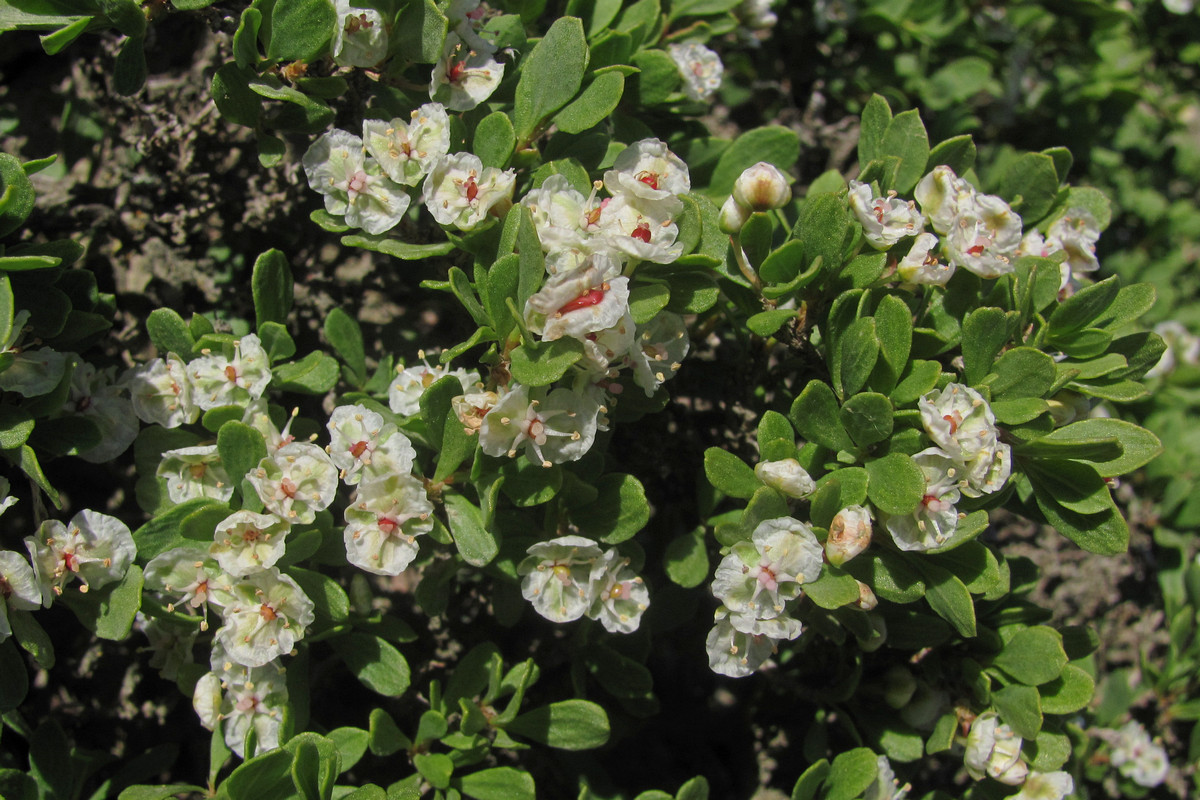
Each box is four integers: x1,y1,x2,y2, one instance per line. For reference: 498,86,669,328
431,0,505,111
1105,720,1170,788
706,517,823,677
962,713,1074,800
517,536,649,633
668,43,724,102
303,103,515,236
885,384,1011,551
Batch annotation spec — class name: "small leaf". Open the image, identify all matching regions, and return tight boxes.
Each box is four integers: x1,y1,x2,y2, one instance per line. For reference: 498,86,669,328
474,112,516,169
444,492,499,566
509,338,584,387
839,392,894,448
865,453,924,516
992,684,1042,740
457,767,535,800
789,380,854,452
146,308,194,357
703,448,758,499
505,700,610,751
59,565,144,641
664,528,708,588
331,634,411,697
324,307,366,385
1038,418,1161,478
572,473,649,544
267,0,336,61
217,421,267,490
825,747,879,800
513,17,589,143
554,72,625,134
993,626,1068,686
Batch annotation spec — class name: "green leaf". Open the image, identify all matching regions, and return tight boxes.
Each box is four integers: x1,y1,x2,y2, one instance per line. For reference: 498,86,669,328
628,283,671,325
285,734,340,800
981,347,1056,399
554,72,624,134
709,127,800,196
474,112,516,169
499,458,562,506
839,392,894,448
825,748,878,800
890,359,941,406
133,498,214,559
272,352,340,394
506,700,610,751
146,308,194,357
113,34,146,96
232,7,262,68
1035,495,1128,555
340,234,455,260
703,448,758,499
413,754,453,790
664,528,708,588
0,639,28,713
746,309,796,338
288,566,350,622
510,337,584,387
835,317,880,399
444,492,499,567
804,566,860,609
1038,418,1161,478
458,767,535,800
1026,459,1113,515
630,48,678,105
0,154,35,238
789,380,854,452
217,421,267,491
993,626,1068,686
221,747,295,800
513,17,589,143
857,94,892,166
572,473,649,544
259,321,296,362
1038,664,1094,714
331,633,412,697
913,560,975,637
368,709,411,756
809,467,869,529
992,684,1042,740
0,405,34,450
925,134,976,175
999,152,1060,222
1047,275,1120,336
865,453,924,516
880,110,930,194
267,0,335,61
117,785,208,800
59,565,143,641
324,307,366,384
29,719,73,800
961,307,1008,386
394,0,448,62
790,760,830,800
9,610,53,669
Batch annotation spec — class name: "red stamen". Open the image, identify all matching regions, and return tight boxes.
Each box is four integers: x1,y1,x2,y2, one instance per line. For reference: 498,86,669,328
631,222,652,243
558,288,607,314
349,440,369,459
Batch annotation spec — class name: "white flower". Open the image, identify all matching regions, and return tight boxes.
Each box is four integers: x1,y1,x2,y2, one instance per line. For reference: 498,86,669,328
524,262,630,343
522,175,595,255
194,654,288,757
604,139,691,203
137,612,198,680
388,358,479,416
914,165,975,235
211,511,291,578
68,359,138,463
518,536,604,623
711,517,824,628
944,192,1023,279
343,473,434,575
578,311,636,377
188,334,272,411
362,104,451,187
919,383,1010,496
706,609,801,678
0,346,67,397
719,195,752,234
964,712,1028,785
1046,208,1101,281
429,32,504,111
124,354,198,428
754,459,816,499
332,0,388,68
215,568,315,668
0,550,41,641
143,547,229,629
25,510,137,605
1147,320,1200,378
848,180,924,249
301,130,411,235
0,476,15,519
1110,720,1169,788
668,43,723,102
586,550,649,634
246,443,339,524
452,389,500,434
479,384,602,466
865,755,908,800
595,193,683,264
242,401,298,453
326,403,404,485
1009,771,1073,800
826,505,872,566
625,312,690,397
157,445,236,505
732,162,792,212
424,152,516,231
884,448,963,552
896,233,953,285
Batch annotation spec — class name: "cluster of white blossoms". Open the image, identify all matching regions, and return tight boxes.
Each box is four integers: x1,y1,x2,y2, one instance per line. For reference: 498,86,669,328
706,517,824,677
1146,320,1200,379
962,712,1074,800
667,43,724,102
1104,720,1170,788
517,536,649,633
884,384,1011,551
463,138,694,469
303,102,515,236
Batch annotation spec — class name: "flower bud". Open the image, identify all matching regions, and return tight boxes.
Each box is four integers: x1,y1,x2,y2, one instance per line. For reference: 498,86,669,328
732,162,792,212
826,504,872,566
964,712,1028,785
719,195,751,234
754,458,816,499
883,665,917,709
853,579,877,611
1046,390,1090,427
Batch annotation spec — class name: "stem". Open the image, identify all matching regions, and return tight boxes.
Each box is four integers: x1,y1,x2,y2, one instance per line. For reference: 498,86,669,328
730,236,763,293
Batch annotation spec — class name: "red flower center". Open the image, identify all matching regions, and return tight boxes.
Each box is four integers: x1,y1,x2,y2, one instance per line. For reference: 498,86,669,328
558,288,607,314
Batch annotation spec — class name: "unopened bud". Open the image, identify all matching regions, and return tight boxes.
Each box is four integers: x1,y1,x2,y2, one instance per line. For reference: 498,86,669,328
1046,390,1090,427
883,665,917,709
826,504,872,566
719,195,752,234
754,458,816,499
964,712,1028,786
854,579,877,611
732,162,792,212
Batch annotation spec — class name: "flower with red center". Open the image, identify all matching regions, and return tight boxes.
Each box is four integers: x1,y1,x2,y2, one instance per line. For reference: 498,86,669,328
25,510,137,606
429,32,505,111
711,516,823,631
479,384,603,467
215,568,315,668
604,138,691,202
247,443,338,524
211,511,291,578
343,473,435,575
